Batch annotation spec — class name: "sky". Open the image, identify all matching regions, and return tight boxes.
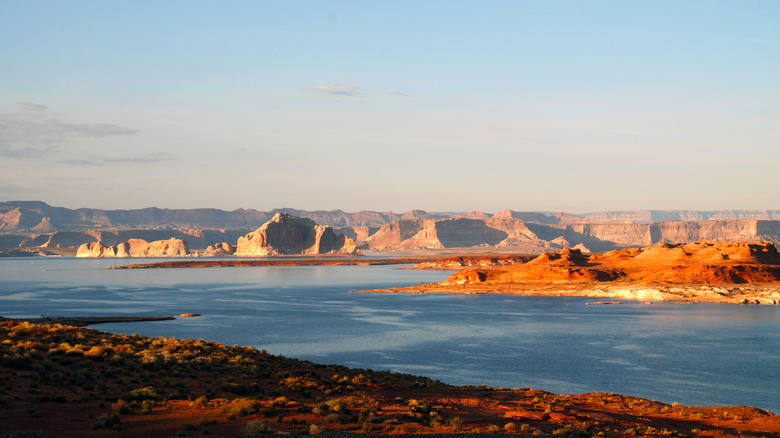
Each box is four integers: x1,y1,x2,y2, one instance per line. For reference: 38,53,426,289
1,0,778,214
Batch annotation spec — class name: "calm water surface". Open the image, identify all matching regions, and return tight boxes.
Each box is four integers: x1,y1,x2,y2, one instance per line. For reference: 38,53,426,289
1,257,778,413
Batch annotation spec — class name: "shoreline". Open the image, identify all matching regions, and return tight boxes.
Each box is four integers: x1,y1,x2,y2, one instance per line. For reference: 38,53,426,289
355,282,780,304
106,256,444,269
0,315,175,327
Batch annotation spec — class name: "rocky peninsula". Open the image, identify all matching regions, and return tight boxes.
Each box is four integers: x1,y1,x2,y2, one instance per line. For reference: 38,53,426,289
360,242,780,304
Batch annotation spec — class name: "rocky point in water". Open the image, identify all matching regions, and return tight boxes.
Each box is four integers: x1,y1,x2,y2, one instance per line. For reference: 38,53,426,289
363,241,780,304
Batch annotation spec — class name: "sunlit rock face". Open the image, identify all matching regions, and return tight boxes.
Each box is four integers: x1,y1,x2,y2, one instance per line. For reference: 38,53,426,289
234,212,359,256
76,238,189,257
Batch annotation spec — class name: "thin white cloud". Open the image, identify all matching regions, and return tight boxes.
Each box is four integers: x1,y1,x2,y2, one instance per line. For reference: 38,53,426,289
17,101,48,111
0,109,139,159
308,84,362,97
388,91,409,96
60,153,169,166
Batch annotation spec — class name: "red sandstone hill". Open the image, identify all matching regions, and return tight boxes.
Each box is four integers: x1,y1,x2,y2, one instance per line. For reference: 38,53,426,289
443,241,780,286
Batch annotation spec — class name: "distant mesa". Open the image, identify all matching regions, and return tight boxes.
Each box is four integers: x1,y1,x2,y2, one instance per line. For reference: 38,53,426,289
234,212,359,256
3,201,780,256
73,213,359,257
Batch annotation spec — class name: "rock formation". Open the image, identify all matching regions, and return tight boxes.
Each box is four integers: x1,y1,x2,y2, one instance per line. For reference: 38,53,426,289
442,241,780,286
76,238,189,257
234,212,359,256
200,242,236,257
76,241,117,257
4,202,780,254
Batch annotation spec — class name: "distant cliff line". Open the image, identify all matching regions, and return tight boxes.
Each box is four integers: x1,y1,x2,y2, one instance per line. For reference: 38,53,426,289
2,201,780,254
2,200,779,232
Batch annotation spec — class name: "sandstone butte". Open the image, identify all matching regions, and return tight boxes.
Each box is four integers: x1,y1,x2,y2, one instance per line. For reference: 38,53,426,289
362,241,780,305
76,238,190,258
234,211,359,256
74,213,359,258
2,320,779,438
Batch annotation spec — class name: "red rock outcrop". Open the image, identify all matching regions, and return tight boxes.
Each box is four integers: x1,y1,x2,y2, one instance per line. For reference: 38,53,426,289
442,241,780,286
234,213,358,256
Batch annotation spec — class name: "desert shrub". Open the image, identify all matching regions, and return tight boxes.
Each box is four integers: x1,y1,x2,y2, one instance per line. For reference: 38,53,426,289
504,422,517,431
112,399,131,414
241,420,273,434
191,396,209,409
215,399,260,419
17,340,44,350
67,368,94,385
448,416,463,433
271,396,288,408
487,424,501,433
407,398,430,414
324,413,341,423
0,353,32,370
351,374,370,384
127,386,159,401
222,382,249,395
84,345,113,360
325,398,346,412
309,423,325,434
281,375,321,392
93,413,120,430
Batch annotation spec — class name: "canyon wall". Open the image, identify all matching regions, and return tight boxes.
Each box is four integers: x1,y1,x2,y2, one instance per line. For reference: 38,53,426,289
4,201,780,232
3,202,780,255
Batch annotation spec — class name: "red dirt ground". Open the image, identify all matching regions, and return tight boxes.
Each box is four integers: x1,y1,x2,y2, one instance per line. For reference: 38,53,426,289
1,321,778,437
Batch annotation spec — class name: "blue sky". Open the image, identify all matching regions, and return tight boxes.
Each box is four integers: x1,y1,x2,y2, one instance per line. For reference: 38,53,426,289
1,1,778,213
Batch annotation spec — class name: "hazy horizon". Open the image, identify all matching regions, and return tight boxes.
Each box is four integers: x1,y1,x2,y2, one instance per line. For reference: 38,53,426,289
2,1,778,213
4,199,780,218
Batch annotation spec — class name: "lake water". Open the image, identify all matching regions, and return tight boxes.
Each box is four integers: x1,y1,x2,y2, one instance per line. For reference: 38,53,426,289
1,257,778,413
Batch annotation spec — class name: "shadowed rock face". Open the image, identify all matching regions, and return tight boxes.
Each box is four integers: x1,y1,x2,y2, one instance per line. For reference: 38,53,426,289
234,212,358,256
